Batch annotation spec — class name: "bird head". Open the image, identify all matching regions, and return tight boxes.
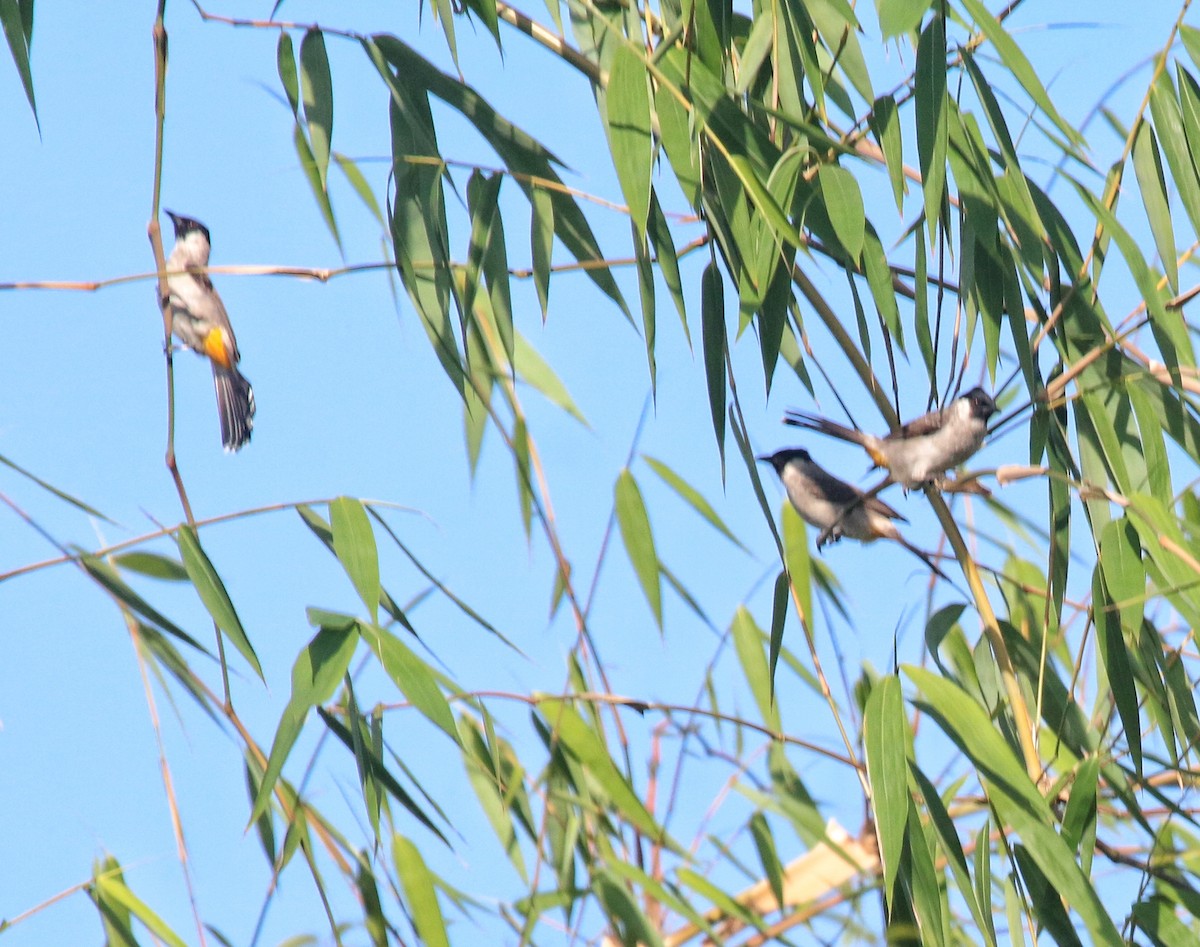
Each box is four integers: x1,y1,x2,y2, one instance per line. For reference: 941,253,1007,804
962,387,997,421
164,209,211,247
756,448,812,473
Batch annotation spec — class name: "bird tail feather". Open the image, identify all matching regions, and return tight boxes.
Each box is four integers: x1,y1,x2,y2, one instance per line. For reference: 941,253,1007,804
213,365,255,452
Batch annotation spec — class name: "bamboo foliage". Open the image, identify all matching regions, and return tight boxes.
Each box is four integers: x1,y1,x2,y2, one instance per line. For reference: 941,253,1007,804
8,0,1200,944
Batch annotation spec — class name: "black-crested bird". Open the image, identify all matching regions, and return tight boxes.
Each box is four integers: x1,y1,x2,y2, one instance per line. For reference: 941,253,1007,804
783,388,997,489
758,447,949,580
164,210,255,451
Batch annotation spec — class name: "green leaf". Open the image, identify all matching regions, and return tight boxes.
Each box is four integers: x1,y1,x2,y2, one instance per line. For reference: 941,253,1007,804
318,707,451,844
368,34,630,321
464,169,502,332
915,14,948,244
615,468,662,628
276,31,300,116
594,870,666,947
513,332,587,424
647,190,688,343
250,620,358,824
780,503,813,631
330,497,381,624
1150,69,1200,244
359,622,459,742
356,858,389,947
749,812,786,909
818,163,866,260
634,223,656,391
1132,120,1178,293
178,525,262,680
94,872,188,947
906,667,1123,945
293,123,341,248
701,262,727,466
642,455,748,551
79,554,205,651
393,835,451,947
875,0,929,39
862,224,904,349
300,28,334,191
334,152,385,224
538,697,670,843
0,451,112,521
869,94,905,212
531,186,554,319
911,763,998,946
730,606,781,730
0,0,36,126
864,676,908,907
607,44,653,237
957,0,1084,148
113,551,187,582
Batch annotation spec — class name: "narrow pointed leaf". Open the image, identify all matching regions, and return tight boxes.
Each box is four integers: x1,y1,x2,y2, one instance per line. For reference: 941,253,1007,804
300,28,333,191
615,468,662,627
0,0,36,124
643,455,748,551
359,622,459,742
818,163,865,260
331,496,381,624
531,186,553,318
1132,121,1177,292
701,262,727,465
178,525,262,680
607,44,653,236
864,676,908,906
393,835,451,947
250,620,358,824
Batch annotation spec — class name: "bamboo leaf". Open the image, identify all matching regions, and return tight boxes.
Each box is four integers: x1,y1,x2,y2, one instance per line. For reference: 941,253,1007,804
642,455,749,551
178,525,262,680
250,618,358,824
818,163,866,260
359,622,459,742
393,835,451,947
865,676,908,906
615,468,662,628
300,28,334,192
330,497,381,625
531,186,554,319
915,14,948,244
1132,120,1178,292
0,0,36,125
607,44,653,237
869,93,905,212
730,606,781,730
907,667,1123,945
875,0,929,39
701,262,727,466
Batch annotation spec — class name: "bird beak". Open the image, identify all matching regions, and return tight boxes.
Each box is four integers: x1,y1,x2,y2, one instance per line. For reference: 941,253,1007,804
754,454,771,463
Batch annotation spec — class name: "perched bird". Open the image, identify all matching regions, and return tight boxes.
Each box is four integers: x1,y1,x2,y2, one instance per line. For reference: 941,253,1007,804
757,447,949,579
783,388,997,489
163,210,255,451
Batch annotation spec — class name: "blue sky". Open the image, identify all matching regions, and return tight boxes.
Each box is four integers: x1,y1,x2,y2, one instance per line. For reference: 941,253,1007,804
0,2,1184,944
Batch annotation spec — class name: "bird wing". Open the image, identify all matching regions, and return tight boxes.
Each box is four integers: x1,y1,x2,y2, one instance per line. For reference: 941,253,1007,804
865,495,907,523
887,403,947,440
804,463,866,507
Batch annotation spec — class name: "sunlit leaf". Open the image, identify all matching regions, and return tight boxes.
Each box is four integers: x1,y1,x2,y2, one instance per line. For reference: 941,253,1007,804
615,468,662,628
330,496,381,625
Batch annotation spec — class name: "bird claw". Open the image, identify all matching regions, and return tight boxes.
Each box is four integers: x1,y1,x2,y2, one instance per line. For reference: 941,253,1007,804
815,526,840,550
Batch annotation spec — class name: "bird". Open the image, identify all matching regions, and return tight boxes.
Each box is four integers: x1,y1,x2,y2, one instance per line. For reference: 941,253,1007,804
783,388,997,490
757,447,949,580
163,210,255,451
